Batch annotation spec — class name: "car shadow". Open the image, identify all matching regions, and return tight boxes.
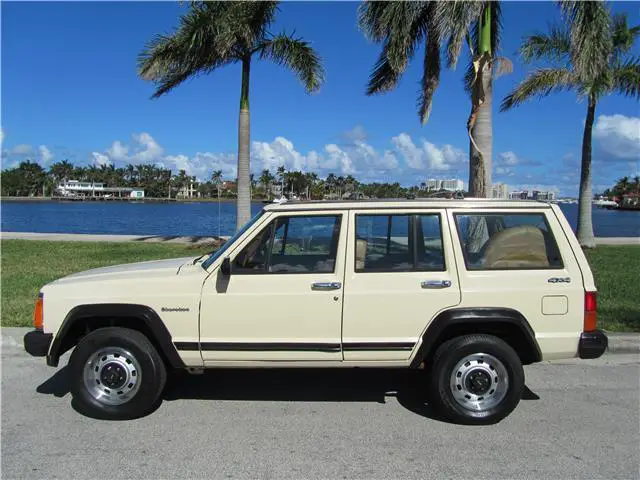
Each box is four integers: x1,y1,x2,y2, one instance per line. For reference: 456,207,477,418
36,367,540,423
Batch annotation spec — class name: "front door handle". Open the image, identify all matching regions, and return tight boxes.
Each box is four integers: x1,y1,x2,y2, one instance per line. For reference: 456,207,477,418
421,280,452,289
311,282,341,291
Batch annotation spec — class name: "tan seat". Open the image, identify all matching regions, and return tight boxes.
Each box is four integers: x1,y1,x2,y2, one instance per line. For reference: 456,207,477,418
482,226,550,269
355,238,368,270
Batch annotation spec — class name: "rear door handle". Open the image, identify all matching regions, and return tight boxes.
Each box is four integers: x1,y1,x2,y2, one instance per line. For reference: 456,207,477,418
312,282,341,291
421,280,452,289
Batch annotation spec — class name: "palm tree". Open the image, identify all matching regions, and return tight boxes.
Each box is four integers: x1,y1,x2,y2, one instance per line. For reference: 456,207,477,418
501,3,639,247
259,169,275,200
138,2,324,230
276,165,287,197
358,1,508,198
211,170,223,199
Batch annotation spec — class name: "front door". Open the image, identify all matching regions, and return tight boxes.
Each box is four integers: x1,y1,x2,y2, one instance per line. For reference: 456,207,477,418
199,211,346,363
341,210,462,361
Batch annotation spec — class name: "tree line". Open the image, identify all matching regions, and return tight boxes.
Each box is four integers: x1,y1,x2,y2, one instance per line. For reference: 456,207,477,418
0,159,464,200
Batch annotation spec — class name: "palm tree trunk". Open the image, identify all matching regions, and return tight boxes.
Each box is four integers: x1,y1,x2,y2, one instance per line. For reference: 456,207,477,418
236,56,252,230
577,95,596,248
468,64,492,198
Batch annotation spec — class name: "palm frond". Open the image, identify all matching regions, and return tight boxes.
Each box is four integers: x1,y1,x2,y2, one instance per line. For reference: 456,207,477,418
418,22,441,124
493,56,513,78
519,25,570,63
357,0,393,42
500,67,577,111
435,0,484,68
611,56,640,99
365,44,401,95
611,13,640,57
260,33,325,92
559,0,613,81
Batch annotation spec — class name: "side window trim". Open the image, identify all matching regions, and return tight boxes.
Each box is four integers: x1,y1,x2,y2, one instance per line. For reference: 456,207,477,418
233,213,343,275
354,212,446,273
452,211,565,271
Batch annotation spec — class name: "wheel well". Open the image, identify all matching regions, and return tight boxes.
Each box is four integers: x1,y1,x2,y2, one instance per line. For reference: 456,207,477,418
56,316,175,368
416,321,541,369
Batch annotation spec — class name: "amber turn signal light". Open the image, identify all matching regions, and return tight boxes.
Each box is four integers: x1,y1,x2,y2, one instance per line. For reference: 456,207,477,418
33,293,44,330
584,291,597,332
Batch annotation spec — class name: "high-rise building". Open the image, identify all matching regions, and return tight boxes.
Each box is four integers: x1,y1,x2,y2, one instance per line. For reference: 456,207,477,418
491,183,508,199
424,178,464,192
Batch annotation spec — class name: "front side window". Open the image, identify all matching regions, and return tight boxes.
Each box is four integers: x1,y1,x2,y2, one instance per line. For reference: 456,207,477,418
234,215,341,274
454,213,563,270
355,214,445,272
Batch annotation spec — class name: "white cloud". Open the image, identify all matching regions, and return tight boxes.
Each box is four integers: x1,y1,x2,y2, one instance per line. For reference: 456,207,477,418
130,132,164,162
91,152,110,166
343,125,367,143
0,128,4,146
593,114,640,159
391,133,464,171
498,151,520,166
107,141,129,161
11,144,32,155
324,144,356,174
38,145,53,164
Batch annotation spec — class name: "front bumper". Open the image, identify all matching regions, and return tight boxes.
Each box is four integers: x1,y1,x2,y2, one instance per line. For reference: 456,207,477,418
578,330,608,359
23,329,53,357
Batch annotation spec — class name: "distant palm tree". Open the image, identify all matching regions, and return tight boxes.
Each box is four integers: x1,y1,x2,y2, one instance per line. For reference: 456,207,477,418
358,1,509,197
138,1,324,230
276,165,287,196
259,169,275,200
501,3,639,247
211,170,223,199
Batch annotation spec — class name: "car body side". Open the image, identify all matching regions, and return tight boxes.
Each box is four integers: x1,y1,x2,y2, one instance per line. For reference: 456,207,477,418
37,202,596,369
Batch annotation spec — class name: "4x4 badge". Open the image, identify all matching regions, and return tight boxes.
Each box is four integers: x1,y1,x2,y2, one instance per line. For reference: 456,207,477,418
548,277,571,283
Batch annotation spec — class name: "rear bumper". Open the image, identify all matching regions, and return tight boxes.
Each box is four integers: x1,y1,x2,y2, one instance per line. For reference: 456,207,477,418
578,330,608,359
23,329,53,357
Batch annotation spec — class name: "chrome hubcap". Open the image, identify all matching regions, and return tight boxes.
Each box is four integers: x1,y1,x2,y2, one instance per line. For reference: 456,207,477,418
83,347,141,406
450,353,509,412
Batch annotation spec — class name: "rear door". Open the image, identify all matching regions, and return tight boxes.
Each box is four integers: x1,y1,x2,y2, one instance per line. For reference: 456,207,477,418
341,209,461,361
447,208,585,359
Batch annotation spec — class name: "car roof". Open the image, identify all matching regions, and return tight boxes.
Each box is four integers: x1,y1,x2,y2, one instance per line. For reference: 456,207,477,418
263,198,552,212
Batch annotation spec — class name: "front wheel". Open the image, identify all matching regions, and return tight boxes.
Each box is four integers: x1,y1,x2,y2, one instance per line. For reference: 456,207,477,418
69,327,167,420
429,334,524,425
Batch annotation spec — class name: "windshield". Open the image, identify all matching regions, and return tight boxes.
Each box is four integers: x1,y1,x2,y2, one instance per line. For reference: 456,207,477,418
201,209,265,270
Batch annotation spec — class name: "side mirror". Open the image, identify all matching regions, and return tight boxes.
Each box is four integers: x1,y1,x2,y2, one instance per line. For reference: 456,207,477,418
220,257,232,276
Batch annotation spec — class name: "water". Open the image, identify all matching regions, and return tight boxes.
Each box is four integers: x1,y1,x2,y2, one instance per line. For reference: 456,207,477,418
1,200,638,237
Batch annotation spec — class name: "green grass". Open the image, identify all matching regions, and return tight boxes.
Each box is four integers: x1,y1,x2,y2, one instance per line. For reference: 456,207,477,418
585,245,640,332
1,240,210,327
1,240,638,331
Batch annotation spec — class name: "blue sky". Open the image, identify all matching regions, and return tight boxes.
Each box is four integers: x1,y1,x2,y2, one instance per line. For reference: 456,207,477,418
1,1,639,196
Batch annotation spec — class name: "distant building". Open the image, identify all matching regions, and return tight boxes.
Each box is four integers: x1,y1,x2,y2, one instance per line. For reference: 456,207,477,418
508,189,555,201
491,183,509,199
424,178,464,192
177,180,199,199
56,180,144,198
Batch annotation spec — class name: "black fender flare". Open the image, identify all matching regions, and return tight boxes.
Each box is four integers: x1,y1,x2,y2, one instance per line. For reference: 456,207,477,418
46,304,185,368
409,307,542,369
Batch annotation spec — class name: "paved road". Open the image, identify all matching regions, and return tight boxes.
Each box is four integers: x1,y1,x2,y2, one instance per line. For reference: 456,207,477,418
2,334,639,479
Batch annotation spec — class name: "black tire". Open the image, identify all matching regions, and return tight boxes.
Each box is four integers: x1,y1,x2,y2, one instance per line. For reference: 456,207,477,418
428,334,524,425
69,327,167,420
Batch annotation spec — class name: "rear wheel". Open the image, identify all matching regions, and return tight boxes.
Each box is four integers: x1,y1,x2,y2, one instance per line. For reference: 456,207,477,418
69,327,167,420
429,334,524,425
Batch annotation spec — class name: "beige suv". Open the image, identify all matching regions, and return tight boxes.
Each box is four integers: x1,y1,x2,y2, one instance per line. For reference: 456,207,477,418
24,199,607,424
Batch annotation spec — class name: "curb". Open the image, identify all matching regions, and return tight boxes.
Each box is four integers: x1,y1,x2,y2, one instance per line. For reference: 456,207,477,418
3,327,638,355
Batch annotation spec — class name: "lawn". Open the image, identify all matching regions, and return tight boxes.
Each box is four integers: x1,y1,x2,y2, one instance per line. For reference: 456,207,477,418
1,240,211,328
1,240,638,331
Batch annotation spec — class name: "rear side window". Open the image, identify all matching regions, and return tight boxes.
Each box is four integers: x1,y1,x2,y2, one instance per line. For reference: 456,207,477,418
454,213,563,270
355,214,445,272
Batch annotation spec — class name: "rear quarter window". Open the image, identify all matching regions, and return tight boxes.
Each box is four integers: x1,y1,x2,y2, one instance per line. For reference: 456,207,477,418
454,212,564,270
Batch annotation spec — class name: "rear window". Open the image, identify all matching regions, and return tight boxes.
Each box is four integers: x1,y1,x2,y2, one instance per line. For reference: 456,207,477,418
454,213,563,270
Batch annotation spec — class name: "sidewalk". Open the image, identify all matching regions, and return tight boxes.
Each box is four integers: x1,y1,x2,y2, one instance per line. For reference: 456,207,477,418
2,231,637,245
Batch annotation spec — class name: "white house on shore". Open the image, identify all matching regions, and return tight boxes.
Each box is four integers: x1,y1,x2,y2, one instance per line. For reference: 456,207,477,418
56,180,144,199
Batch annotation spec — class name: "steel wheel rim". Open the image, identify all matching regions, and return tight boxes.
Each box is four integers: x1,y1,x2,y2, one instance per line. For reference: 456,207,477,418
449,353,509,412
83,347,142,406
